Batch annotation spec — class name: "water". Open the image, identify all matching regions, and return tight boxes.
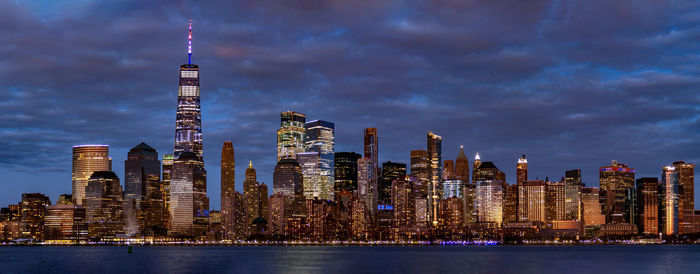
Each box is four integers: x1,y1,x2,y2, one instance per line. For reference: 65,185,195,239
1,245,698,273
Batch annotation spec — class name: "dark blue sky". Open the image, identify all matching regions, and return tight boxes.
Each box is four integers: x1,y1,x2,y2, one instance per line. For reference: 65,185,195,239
2,1,700,209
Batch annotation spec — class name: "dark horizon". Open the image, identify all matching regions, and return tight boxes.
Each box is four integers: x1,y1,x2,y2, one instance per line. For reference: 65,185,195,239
2,1,700,210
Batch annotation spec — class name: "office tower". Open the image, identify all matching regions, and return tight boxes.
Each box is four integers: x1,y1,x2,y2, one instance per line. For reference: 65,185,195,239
244,161,260,232
306,199,331,240
85,171,123,239
72,145,111,206
443,179,464,198
564,169,582,221
546,181,566,223
350,198,369,240
415,198,428,227
503,184,519,223
124,143,163,236
277,111,306,161
174,20,203,160
259,183,270,222
518,181,546,222
672,161,695,234
391,179,414,227
472,153,482,184
44,204,87,241
599,161,635,224
221,141,235,239
303,120,335,201
161,153,174,226
380,161,407,205
581,187,605,226
410,150,429,197
476,180,503,225
439,197,464,229
273,159,304,198
463,183,477,224
357,158,376,214
444,160,455,180
660,165,679,235
20,193,50,240
516,155,527,185
269,193,286,235
230,191,247,239
636,178,659,235
334,152,361,193
58,194,73,205
455,146,469,184
298,152,320,199
426,131,442,226
169,152,207,236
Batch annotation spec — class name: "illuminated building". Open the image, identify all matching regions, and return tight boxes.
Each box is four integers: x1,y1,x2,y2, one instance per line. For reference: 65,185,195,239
334,152,361,194
351,198,369,240
463,184,477,224
599,161,635,224
277,111,306,161
391,179,414,227
476,180,503,225
443,180,464,199
581,187,605,226
269,193,286,235
444,160,455,180
364,128,379,212
415,198,428,227
357,157,376,214
672,161,694,234
124,142,163,236
380,161,407,205
306,198,331,240
426,131,442,226
660,165,679,235
273,159,303,200
564,169,582,221
58,194,73,205
516,154,527,185
472,153,481,185
169,152,208,237
546,181,566,223
230,191,247,239
518,180,546,223
44,204,87,241
72,145,111,206
259,183,270,224
636,178,659,235
20,193,51,240
244,161,260,234
439,197,464,229
85,171,124,239
410,150,429,198
221,141,236,240
503,184,519,223
303,120,335,201
455,146,469,183
174,20,203,160
161,153,174,227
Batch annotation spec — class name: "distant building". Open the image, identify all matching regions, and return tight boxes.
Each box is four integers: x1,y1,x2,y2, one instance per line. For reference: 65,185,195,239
161,154,174,226
516,155,527,185
474,161,505,226
599,161,635,224
564,169,582,221
277,111,306,161
443,160,455,180
44,204,87,242
546,181,566,223
455,146,469,184
443,180,464,199
85,171,123,239
357,157,376,214
636,177,659,235
169,152,208,237
243,161,260,234
58,194,73,205
124,142,163,236
380,161,407,205
672,161,695,234
72,145,111,206
269,193,286,235
20,193,51,240
660,165,679,235
391,179,414,228
410,150,429,198
426,131,442,226
334,152,361,194
303,120,335,201
518,181,546,223
273,159,304,199
581,187,605,227
221,141,236,240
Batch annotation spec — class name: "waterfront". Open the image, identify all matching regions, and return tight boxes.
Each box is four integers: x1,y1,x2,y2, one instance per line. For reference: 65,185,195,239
1,245,698,273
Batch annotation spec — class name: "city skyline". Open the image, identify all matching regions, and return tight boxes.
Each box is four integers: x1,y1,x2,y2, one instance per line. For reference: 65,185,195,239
3,1,700,211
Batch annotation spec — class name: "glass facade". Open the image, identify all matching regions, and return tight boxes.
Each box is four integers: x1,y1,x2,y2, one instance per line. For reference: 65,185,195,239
660,165,679,235
72,145,111,206
426,131,442,226
302,120,335,201
277,111,306,161
174,64,203,160
124,142,162,236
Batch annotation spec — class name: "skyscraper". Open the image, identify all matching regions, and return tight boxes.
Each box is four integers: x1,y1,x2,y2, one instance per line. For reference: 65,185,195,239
564,169,582,221
660,165,679,235
391,179,414,228
161,153,174,227
364,128,379,212
380,161,407,205
244,161,260,233
221,141,236,240
426,131,442,227
545,181,566,223
303,120,335,201
581,187,605,227
169,152,208,236
672,161,695,234
443,160,455,180
273,159,304,198
124,143,163,236
599,161,635,224
72,145,111,206
85,171,124,239
516,155,527,185
636,177,659,235
472,153,481,185
474,161,505,226
174,20,203,160
334,152,361,194
518,180,546,222
44,204,87,242
410,150,429,197
357,157,376,214
455,146,469,184
20,193,51,240
277,111,306,161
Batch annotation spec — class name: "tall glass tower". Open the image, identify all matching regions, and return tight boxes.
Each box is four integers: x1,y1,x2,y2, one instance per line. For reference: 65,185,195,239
277,111,306,161
174,19,203,160
302,120,335,201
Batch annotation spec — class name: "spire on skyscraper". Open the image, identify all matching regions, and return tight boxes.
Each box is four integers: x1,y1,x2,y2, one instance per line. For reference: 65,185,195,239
187,19,192,65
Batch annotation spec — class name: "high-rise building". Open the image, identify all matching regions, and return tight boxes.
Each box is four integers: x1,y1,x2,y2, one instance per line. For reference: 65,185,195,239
380,161,407,205
672,161,695,234
58,194,73,205
660,165,679,235
503,184,519,223
44,204,87,242
85,171,123,239
161,153,174,227
230,191,247,239
410,150,429,198
273,159,304,198
546,181,566,223
277,111,306,161
72,145,111,206
455,146,469,184
357,158,376,214
439,197,464,229
516,155,527,185
221,141,235,240
351,198,369,240
20,193,51,240
259,183,270,222
169,152,208,236
426,131,442,226
174,20,203,160
443,180,464,199
269,193,286,236
124,143,163,236
443,160,455,180
391,179,414,228
581,187,605,227
599,161,635,224
303,120,335,201
518,181,546,223
364,128,379,211
334,152,361,194
474,161,505,225
243,161,260,233
636,178,659,235
564,169,582,221
472,153,482,185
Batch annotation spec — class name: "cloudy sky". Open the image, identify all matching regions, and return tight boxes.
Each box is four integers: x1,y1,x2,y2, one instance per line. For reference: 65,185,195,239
2,0,700,209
